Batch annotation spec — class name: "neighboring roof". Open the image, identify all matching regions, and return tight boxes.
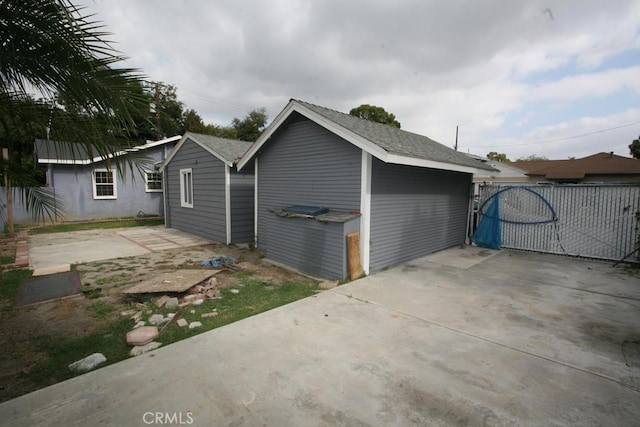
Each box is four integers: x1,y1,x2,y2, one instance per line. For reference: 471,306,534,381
36,135,181,165
510,152,640,180
160,132,253,171
465,154,528,178
237,99,494,173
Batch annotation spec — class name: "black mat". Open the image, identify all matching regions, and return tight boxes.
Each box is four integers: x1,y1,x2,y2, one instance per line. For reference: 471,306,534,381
15,271,82,307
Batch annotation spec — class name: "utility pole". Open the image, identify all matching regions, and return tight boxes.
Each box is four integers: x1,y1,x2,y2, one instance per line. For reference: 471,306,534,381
154,83,161,141
454,125,459,151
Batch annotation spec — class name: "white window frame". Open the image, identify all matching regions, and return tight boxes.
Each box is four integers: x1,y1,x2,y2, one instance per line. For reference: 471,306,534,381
144,170,163,193
180,168,193,208
92,169,117,200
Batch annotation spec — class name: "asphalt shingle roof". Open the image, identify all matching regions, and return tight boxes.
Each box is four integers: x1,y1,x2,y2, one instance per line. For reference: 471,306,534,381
294,100,493,171
186,133,253,164
35,139,92,161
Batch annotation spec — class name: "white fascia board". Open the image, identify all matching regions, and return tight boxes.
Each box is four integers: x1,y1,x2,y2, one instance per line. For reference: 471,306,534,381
158,134,189,172
237,101,388,170
237,102,297,170
159,133,232,173
38,150,129,166
359,151,372,275
385,153,480,174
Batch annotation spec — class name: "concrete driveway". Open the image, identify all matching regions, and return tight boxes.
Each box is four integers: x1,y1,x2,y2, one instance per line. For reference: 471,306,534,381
1,246,639,426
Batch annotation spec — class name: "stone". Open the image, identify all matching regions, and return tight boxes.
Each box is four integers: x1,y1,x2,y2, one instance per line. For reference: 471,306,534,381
190,310,196,314
133,321,146,329
166,312,175,320
183,294,198,302
155,295,170,308
126,326,159,346
129,341,162,357
201,312,219,318
192,299,204,306
319,280,339,290
176,318,188,327
188,321,202,329
68,353,107,373
120,309,137,317
230,289,240,294
165,297,179,310
131,311,143,322
148,314,166,325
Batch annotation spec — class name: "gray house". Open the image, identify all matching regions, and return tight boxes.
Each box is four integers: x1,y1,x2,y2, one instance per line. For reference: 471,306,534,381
160,132,254,244
35,135,180,221
238,99,494,279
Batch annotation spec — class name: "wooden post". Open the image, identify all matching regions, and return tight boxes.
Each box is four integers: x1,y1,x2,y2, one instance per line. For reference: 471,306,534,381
346,232,363,280
2,148,13,238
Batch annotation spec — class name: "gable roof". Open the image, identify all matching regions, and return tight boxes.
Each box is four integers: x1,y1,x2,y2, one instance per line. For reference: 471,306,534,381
510,152,640,180
237,99,493,173
160,132,253,171
36,135,181,165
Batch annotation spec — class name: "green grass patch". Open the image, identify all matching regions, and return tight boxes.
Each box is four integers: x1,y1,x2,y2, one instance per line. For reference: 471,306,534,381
0,255,14,264
88,301,115,318
14,276,318,396
30,218,164,235
26,318,132,388
158,280,318,345
0,269,33,313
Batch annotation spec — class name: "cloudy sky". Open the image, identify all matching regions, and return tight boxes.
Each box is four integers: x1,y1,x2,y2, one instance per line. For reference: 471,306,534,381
80,0,640,160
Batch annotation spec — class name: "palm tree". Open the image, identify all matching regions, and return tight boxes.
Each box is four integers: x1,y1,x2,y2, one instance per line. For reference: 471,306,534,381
0,0,147,236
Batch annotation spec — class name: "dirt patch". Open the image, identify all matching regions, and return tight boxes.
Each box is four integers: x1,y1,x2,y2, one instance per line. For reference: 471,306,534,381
0,243,312,402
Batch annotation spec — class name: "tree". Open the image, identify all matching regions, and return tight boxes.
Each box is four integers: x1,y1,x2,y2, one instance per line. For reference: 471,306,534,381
486,152,510,162
349,104,401,128
629,135,640,159
0,0,147,234
517,154,549,161
231,108,268,141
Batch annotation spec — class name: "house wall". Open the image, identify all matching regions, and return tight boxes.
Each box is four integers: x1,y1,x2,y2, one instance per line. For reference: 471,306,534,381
0,187,55,224
31,144,173,223
257,117,362,279
369,159,472,272
164,139,227,242
46,165,163,222
230,170,255,243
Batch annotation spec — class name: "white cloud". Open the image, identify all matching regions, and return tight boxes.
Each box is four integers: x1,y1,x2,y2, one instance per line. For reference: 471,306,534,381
77,0,640,159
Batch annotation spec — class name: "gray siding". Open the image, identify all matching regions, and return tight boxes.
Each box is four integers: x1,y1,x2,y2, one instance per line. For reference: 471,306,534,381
165,139,226,242
258,118,361,279
230,170,254,243
370,159,472,272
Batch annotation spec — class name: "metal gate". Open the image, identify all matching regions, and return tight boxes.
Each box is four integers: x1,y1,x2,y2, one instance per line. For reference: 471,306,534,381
475,184,640,262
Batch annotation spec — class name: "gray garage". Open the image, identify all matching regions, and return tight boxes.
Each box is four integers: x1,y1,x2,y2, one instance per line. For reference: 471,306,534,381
238,99,493,279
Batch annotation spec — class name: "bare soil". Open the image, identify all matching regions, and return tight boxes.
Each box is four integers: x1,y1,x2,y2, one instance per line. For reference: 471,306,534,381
0,243,310,402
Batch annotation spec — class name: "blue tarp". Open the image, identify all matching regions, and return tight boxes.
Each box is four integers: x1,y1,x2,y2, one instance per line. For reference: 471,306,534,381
472,196,502,249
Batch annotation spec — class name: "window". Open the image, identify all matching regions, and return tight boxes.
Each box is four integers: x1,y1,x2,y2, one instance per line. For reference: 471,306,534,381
180,168,193,208
145,171,163,192
93,169,117,199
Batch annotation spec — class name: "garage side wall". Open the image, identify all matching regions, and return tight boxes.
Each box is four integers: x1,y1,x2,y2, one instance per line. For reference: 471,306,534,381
257,118,362,279
370,159,472,272
165,139,226,242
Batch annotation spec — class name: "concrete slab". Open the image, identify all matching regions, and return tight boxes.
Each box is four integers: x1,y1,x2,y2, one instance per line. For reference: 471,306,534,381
1,249,639,426
28,226,214,271
417,244,500,269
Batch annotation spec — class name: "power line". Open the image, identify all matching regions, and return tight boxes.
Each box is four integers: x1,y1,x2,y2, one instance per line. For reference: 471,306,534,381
469,120,640,148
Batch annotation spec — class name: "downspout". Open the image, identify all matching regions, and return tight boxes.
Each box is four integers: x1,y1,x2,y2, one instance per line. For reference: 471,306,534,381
254,158,258,248
225,164,231,245
162,166,168,228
